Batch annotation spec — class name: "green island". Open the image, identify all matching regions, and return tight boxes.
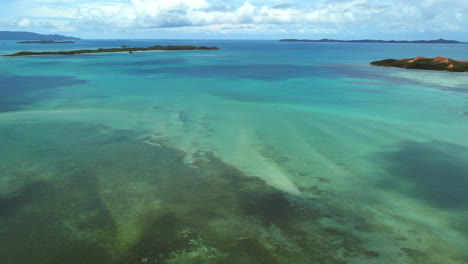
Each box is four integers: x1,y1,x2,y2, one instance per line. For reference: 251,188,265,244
4,45,219,57
370,56,468,72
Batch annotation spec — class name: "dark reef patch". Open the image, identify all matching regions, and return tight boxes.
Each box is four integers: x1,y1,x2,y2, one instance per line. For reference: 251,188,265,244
208,89,290,104
376,141,468,210
317,176,331,183
323,63,399,80
324,63,468,93
0,122,383,264
400,248,427,263
0,166,116,264
127,58,188,66
129,63,323,80
90,58,188,67
440,87,468,94
121,212,197,264
0,73,86,112
0,181,49,219
22,61,67,67
240,191,295,225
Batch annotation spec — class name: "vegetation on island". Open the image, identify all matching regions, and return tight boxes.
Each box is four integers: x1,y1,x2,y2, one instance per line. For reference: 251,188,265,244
370,56,468,72
4,45,219,57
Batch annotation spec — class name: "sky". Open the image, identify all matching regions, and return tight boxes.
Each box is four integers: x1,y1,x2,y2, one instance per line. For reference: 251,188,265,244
1,0,468,40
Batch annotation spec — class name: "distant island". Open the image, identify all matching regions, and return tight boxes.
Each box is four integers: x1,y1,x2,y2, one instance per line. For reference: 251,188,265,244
3,45,219,57
370,56,468,72
0,31,80,40
18,40,75,44
279,38,466,44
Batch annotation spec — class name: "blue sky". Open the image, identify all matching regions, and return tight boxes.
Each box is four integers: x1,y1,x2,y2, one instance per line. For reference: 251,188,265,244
1,0,468,40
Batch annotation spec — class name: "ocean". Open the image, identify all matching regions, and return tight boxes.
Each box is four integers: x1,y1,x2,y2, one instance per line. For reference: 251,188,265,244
0,40,467,263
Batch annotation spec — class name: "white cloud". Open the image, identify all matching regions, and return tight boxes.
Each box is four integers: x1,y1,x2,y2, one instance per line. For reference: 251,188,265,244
69,0,375,30
25,6,78,18
17,19,32,28
2,0,468,37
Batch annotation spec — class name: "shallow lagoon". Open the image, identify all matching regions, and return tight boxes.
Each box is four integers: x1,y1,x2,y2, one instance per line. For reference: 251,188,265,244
0,40,467,263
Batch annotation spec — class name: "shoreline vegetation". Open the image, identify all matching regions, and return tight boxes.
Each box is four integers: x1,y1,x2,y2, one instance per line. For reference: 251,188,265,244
280,38,466,44
370,56,468,72
17,40,75,44
3,45,219,57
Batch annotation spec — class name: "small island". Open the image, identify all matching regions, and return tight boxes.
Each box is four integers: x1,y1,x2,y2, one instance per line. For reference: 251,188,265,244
370,56,468,72
3,45,219,57
18,40,75,44
280,39,466,44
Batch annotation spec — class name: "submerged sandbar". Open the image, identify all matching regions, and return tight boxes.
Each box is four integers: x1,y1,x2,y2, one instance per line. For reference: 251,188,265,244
4,45,219,57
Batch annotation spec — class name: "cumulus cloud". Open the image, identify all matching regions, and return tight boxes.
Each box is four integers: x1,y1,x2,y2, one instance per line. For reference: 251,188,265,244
17,19,32,28
70,0,366,28
2,0,468,36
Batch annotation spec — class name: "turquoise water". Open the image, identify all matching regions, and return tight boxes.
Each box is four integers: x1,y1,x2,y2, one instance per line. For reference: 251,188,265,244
1,40,467,263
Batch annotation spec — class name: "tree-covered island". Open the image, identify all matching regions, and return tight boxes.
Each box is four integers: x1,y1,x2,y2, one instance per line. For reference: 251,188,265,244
3,45,219,57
